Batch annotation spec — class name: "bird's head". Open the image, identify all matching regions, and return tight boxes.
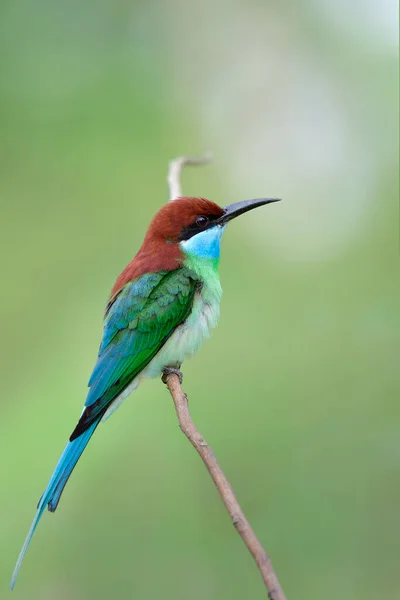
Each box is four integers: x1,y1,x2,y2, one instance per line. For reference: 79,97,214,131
110,196,279,297
145,196,280,259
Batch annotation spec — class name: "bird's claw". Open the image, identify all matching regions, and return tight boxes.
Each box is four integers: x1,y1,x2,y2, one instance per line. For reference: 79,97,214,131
162,367,183,385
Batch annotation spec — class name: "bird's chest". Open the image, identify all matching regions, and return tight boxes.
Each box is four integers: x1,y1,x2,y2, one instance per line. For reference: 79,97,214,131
142,279,222,379
173,287,221,359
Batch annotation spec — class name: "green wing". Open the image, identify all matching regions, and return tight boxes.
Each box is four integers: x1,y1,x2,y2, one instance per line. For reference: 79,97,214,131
70,269,197,440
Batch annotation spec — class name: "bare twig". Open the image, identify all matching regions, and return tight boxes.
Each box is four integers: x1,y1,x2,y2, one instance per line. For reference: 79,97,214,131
163,374,286,600
163,156,287,599
167,153,212,200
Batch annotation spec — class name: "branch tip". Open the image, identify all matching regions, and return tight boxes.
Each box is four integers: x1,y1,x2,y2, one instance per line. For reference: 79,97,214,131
167,153,213,201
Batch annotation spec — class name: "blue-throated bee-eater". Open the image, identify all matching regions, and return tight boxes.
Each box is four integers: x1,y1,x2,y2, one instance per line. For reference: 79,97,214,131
11,195,280,588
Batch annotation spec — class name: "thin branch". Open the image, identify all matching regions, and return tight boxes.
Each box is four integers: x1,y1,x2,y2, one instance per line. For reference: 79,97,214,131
163,156,287,599
167,153,212,200
163,373,287,600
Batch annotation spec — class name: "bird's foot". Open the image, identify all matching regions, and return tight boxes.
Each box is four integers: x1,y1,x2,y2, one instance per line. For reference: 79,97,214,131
162,367,183,385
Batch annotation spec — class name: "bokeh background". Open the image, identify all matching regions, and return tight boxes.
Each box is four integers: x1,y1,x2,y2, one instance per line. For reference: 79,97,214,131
1,1,398,599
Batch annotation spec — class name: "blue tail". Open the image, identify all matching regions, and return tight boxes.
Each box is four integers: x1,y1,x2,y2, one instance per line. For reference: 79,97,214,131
10,417,101,589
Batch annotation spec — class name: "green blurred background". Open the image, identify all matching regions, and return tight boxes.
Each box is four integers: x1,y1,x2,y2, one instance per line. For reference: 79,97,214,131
1,1,398,598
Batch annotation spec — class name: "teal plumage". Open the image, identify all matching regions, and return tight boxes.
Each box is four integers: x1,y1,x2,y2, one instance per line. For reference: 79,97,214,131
73,270,198,438
10,419,100,587
11,195,279,588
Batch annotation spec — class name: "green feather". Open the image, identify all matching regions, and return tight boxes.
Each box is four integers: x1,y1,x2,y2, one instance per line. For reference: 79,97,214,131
70,270,197,439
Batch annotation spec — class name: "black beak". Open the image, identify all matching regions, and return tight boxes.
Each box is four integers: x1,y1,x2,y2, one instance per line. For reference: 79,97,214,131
216,198,281,226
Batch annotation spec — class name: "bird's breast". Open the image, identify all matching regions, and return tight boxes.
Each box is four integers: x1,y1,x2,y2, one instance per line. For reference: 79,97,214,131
102,271,222,421
142,275,222,379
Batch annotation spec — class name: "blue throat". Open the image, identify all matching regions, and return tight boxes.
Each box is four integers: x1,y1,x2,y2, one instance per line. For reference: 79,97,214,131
180,225,225,261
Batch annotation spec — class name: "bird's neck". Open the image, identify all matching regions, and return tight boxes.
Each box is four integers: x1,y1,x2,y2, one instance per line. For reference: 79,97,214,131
183,252,220,279
180,227,223,303
110,226,224,301
183,253,223,314
180,227,223,302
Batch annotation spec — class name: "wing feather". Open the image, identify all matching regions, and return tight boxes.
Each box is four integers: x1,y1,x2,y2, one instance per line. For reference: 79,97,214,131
70,269,197,440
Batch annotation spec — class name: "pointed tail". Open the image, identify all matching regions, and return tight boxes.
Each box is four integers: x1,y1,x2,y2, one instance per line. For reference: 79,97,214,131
10,417,101,589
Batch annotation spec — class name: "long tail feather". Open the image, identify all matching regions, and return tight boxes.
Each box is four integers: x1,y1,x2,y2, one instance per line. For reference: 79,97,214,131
10,417,101,589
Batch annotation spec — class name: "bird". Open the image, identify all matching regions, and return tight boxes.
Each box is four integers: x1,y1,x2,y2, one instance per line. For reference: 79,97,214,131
10,195,280,588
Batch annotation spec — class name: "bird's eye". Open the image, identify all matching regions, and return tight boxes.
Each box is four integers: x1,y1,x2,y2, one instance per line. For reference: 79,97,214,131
196,215,209,228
